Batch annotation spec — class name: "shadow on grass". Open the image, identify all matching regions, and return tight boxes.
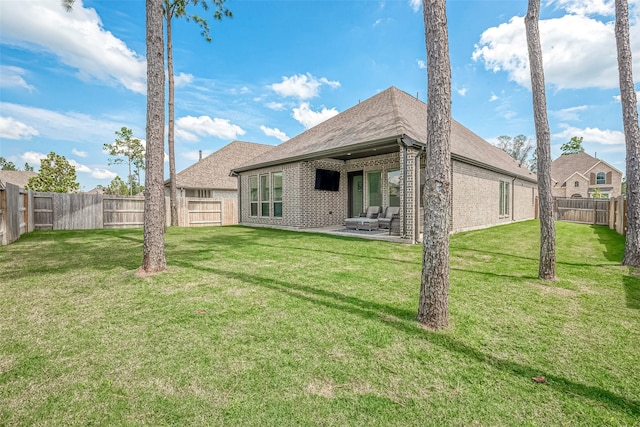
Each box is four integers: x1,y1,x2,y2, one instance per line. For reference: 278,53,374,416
174,259,640,417
589,225,625,262
624,269,640,309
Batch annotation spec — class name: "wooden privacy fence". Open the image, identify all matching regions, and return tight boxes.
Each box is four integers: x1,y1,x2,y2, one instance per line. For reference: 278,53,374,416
0,182,31,245
30,193,238,230
555,198,610,225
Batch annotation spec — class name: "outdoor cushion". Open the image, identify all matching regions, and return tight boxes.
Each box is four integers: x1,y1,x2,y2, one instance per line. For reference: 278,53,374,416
378,206,400,229
345,206,381,229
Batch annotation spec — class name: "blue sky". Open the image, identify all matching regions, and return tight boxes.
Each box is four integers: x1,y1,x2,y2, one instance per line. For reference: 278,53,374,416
0,0,637,191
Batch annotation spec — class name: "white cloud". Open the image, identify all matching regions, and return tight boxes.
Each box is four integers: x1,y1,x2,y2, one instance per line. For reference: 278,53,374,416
472,13,640,90
553,124,625,145
183,150,213,161
0,0,146,94
91,168,117,180
266,102,286,111
548,0,614,16
0,116,39,140
175,115,246,141
260,125,289,142
374,18,383,26
271,73,340,99
72,148,88,158
457,87,468,96
489,92,499,102
417,59,427,69
409,0,421,13
551,105,588,121
1,102,124,143
0,65,35,92
69,159,92,173
292,103,339,129
21,151,47,166
174,72,194,88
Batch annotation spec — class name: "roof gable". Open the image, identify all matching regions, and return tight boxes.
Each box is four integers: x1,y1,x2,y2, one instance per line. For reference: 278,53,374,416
551,152,622,186
235,87,536,181
170,140,275,190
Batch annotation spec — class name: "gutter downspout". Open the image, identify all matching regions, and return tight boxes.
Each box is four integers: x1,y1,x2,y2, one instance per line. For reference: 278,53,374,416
230,170,242,225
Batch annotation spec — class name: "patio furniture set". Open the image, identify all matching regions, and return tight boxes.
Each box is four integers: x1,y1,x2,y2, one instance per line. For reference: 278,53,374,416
344,206,400,235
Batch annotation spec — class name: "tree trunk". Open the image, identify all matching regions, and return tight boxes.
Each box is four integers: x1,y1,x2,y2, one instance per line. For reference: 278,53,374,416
140,0,166,274
525,0,556,280
167,3,179,226
615,0,640,267
417,0,451,330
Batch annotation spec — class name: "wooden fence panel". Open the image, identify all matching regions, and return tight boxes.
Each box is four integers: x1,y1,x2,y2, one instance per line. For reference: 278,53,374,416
555,198,610,225
223,198,238,225
186,198,222,226
52,193,103,230
0,188,5,245
4,183,24,244
103,197,145,228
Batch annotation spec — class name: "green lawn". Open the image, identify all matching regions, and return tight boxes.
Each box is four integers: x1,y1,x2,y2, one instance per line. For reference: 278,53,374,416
1,221,638,426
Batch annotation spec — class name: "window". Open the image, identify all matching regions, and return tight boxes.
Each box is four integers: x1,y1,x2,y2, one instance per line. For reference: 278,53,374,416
574,181,580,188
272,172,283,217
596,172,606,184
499,180,510,217
387,170,400,207
367,171,382,207
249,176,258,216
260,174,270,216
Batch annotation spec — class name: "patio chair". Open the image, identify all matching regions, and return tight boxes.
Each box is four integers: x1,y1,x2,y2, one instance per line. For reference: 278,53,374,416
378,206,400,229
344,206,381,230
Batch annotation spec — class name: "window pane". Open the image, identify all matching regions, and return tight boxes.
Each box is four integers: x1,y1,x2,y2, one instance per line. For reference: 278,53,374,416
596,172,605,184
273,201,282,217
249,176,258,202
368,172,382,206
261,202,269,217
505,182,510,215
250,203,258,216
260,175,269,202
499,181,504,216
273,172,283,201
387,170,401,207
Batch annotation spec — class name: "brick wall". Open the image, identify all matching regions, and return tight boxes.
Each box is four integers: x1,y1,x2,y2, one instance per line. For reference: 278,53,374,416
451,161,536,232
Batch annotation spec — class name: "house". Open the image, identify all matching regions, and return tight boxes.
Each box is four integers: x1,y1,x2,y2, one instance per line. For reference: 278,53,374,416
0,171,37,189
231,87,537,243
165,140,274,199
550,152,623,199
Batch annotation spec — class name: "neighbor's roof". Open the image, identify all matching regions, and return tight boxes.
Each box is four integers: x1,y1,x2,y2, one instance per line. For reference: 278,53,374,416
551,152,622,186
168,140,275,190
0,170,37,189
234,87,536,182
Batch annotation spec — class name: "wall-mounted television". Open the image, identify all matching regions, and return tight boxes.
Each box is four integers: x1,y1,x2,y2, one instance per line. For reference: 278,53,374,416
314,169,340,191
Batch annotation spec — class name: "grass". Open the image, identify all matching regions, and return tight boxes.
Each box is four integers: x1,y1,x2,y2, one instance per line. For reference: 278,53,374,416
0,220,639,426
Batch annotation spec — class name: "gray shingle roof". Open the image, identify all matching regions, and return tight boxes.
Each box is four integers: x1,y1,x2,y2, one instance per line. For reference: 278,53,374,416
0,171,37,189
234,87,537,182
169,140,275,190
550,152,622,186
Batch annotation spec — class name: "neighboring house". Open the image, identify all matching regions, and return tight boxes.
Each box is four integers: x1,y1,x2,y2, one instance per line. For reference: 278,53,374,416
0,171,37,189
231,87,538,242
165,140,274,198
550,152,623,199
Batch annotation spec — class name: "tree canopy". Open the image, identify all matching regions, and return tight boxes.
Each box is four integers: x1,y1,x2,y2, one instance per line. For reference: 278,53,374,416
25,152,80,193
560,136,585,155
0,157,18,171
104,127,145,196
496,135,533,167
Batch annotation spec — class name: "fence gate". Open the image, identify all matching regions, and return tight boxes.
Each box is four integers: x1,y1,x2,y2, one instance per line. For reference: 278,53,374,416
33,194,54,230
555,198,610,225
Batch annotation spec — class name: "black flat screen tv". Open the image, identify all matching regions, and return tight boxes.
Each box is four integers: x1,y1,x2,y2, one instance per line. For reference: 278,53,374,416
314,169,340,191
